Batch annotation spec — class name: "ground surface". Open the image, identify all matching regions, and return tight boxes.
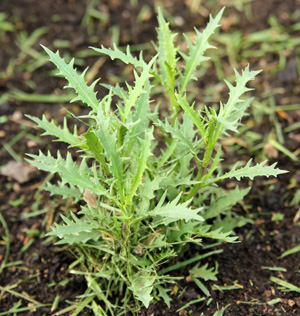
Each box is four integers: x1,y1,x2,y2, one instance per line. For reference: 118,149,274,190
0,0,300,315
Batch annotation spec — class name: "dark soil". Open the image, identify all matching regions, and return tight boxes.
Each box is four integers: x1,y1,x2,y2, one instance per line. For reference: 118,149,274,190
1,0,300,315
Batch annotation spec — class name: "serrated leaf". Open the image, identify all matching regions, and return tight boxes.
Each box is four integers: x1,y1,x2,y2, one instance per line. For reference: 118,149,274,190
44,182,81,202
190,262,218,281
92,44,145,68
160,175,200,188
156,8,178,90
148,234,170,249
149,192,204,226
157,8,177,71
42,46,99,112
214,66,262,136
204,187,250,220
200,227,238,243
156,285,172,308
27,115,80,147
222,66,261,119
126,129,153,204
55,230,101,245
214,98,252,134
129,272,155,308
138,173,162,215
101,83,128,99
47,211,96,239
123,55,157,122
216,159,288,182
84,128,104,162
26,151,109,197
84,128,110,175
180,7,224,93
167,221,201,243
176,94,206,139
94,113,125,203
212,213,252,233
156,117,196,155
124,80,152,157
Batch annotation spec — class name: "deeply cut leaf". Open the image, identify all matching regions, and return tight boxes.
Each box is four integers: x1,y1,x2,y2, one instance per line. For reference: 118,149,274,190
129,272,155,308
42,46,100,112
149,192,204,226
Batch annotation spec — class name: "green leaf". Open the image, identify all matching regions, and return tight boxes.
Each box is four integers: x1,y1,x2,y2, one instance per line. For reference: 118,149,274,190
27,115,80,147
47,211,96,239
269,138,300,162
91,44,145,68
94,113,125,203
215,66,262,136
190,262,218,281
26,151,109,197
156,8,178,90
199,227,238,243
180,7,224,93
156,116,197,155
191,276,210,296
84,128,104,163
157,8,177,72
204,187,250,219
138,173,162,215
129,272,155,308
213,304,231,316
211,159,288,183
221,66,261,120
122,55,157,122
290,189,300,206
149,192,204,226
160,175,200,188
126,129,153,204
176,94,206,140
156,285,172,308
167,221,201,243
43,182,81,202
270,276,300,293
84,128,110,175
101,83,128,99
124,80,152,157
86,276,115,315
147,234,170,249
42,45,99,112
201,146,222,183
55,230,101,245
281,244,300,258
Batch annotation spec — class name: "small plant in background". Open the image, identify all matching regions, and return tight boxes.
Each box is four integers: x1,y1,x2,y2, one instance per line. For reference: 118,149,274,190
26,7,287,315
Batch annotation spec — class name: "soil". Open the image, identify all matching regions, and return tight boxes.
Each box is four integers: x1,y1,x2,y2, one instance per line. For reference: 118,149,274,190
0,0,300,315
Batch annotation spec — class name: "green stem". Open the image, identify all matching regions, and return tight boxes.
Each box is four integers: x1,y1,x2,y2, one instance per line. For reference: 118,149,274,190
185,156,203,201
169,89,179,126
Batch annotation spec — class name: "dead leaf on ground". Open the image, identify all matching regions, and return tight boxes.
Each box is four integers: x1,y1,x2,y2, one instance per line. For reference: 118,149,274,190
83,189,97,208
264,142,279,159
0,160,37,183
294,297,300,308
221,13,239,31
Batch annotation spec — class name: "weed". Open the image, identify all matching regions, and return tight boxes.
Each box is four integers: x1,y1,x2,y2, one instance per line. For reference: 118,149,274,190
26,8,287,314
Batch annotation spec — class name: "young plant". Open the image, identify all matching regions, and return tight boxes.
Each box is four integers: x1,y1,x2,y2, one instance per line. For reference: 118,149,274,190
26,8,287,315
